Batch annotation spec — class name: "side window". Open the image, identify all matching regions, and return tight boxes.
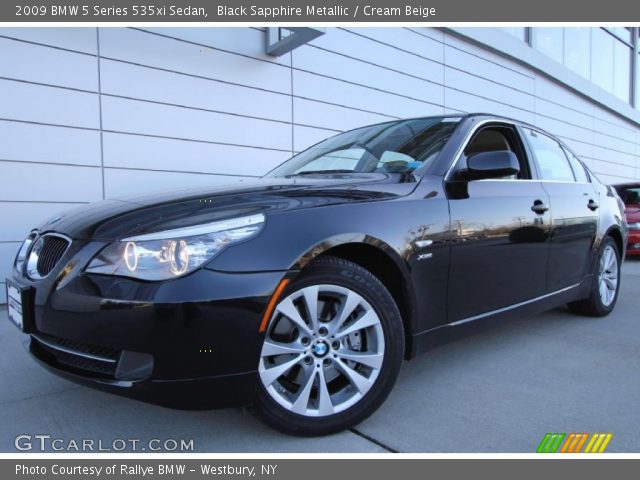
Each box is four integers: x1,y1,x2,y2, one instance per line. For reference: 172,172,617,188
526,129,575,182
461,126,530,179
562,147,590,183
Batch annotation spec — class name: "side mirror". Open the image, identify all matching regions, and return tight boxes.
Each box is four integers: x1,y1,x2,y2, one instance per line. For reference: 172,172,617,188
461,150,520,181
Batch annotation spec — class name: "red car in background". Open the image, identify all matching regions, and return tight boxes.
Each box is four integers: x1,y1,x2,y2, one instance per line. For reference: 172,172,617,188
614,183,640,256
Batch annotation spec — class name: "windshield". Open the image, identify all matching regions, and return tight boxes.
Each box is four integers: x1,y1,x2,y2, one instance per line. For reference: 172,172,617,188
265,116,461,178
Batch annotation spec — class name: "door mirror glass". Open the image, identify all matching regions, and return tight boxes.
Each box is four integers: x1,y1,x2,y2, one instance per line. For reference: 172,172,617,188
462,150,520,181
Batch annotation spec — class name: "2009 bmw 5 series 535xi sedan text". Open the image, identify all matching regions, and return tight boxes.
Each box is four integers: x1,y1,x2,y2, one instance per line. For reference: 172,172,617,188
6,114,628,436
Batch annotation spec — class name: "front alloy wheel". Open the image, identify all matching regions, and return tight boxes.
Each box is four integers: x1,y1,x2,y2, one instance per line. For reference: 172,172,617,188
255,256,404,436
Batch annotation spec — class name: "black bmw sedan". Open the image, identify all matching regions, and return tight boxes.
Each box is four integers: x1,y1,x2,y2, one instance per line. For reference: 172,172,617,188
6,114,627,436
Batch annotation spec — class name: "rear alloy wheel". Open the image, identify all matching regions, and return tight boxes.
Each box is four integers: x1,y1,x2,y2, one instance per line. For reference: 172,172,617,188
568,237,621,317
255,256,404,436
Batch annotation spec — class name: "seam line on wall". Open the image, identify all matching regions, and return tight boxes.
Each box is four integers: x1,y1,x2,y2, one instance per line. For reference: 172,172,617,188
96,28,105,200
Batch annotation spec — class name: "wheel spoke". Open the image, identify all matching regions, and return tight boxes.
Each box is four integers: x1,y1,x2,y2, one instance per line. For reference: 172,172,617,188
335,309,379,339
291,367,316,414
604,277,616,291
334,290,361,331
259,355,302,386
316,367,334,415
337,350,384,369
599,281,608,305
601,249,610,271
302,286,320,332
261,339,305,357
606,249,616,271
276,297,313,336
335,360,374,394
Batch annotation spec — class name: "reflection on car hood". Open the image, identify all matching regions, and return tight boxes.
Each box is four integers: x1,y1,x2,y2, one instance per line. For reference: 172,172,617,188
35,174,418,241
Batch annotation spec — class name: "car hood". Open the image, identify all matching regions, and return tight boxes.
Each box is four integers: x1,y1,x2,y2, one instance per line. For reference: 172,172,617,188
35,174,417,241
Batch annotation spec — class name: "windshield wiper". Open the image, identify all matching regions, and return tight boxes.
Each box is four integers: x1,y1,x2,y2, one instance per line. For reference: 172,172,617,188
286,169,355,177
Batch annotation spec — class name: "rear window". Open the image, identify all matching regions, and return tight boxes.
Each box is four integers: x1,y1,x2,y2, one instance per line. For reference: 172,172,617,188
615,186,640,205
562,147,590,183
525,129,575,182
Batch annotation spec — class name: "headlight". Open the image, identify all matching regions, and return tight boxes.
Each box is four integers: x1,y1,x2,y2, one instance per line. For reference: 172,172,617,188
14,231,37,274
85,214,265,280
627,222,640,231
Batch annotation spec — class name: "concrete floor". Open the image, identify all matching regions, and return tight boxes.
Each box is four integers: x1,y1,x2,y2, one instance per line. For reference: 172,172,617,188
1,260,639,453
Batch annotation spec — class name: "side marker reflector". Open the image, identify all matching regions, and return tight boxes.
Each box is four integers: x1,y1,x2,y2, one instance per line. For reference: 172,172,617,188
259,278,290,333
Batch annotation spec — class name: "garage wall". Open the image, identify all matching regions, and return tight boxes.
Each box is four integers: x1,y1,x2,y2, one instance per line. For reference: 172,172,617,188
1,26,640,302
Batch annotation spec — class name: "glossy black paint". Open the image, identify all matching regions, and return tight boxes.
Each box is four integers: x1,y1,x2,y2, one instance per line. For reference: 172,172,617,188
8,114,627,409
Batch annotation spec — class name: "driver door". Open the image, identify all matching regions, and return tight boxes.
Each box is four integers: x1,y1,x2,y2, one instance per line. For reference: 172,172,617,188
446,123,551,322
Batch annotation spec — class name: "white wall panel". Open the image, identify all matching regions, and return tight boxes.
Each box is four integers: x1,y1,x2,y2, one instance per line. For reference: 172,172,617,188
139,27,290,65
535,97,595,132
101,96,291,151
103,132,288,177
310,28,443,86
293,97,394,132
444,66,534,112
0,27,97,54
344,28,444,65
0,121,100,166
533,114,595,145
0,37,98,91
533,75,595,116
0,79,99,128
0,243,21,280
406,27,445,43
99,28,290,94
293,70,443,119
445,88,535,123
99,59,291,123
593,131,637,156
444,31,535,79
444,44,535,95
0,162,102,202
294,45,444,106
592,145,637,168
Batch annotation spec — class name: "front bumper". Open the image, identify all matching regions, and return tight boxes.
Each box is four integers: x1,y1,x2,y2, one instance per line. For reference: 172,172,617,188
9,244,289,409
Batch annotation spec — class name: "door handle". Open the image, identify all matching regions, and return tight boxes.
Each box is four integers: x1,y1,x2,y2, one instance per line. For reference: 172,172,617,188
587,199,599,211
531,200,549,214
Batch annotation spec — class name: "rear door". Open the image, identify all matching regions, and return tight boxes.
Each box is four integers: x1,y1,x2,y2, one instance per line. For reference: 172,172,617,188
522,128,599,291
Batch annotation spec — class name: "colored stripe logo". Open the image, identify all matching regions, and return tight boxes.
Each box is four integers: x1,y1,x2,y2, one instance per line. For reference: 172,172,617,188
537,433,613,453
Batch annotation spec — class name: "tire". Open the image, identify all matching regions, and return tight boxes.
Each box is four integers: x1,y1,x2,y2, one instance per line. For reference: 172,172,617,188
255,255,404,436
568,236,621,317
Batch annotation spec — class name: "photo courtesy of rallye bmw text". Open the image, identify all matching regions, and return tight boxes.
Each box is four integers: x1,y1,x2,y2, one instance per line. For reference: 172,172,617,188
0,0,639,478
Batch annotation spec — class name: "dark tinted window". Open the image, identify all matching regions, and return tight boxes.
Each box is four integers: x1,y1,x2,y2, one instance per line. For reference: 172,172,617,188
615,185,640,205
526,129,575,182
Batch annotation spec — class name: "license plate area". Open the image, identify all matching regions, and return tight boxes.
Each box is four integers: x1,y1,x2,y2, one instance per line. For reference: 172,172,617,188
5,280,35,333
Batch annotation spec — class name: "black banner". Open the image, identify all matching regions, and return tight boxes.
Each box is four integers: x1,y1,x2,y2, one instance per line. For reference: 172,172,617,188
3,0,639,22
4,459,640,480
